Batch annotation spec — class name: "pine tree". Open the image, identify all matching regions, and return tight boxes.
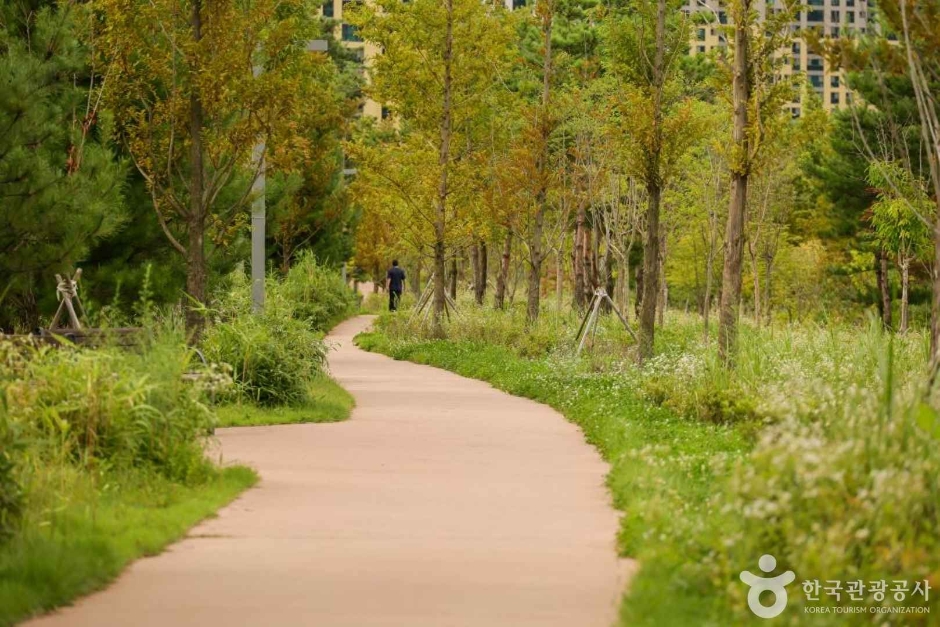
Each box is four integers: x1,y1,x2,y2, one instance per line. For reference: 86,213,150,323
0,0,125,330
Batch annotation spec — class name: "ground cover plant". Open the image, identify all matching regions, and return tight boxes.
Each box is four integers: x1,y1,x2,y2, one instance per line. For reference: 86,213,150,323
0,332,257,626
357,302,940,625
203,259,357,421
0,258,357,624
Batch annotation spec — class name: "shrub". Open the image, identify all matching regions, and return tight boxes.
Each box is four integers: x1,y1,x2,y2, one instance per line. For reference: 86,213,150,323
202,312,326,407
0,335,216,485
277,252,358,332
205,267,331,406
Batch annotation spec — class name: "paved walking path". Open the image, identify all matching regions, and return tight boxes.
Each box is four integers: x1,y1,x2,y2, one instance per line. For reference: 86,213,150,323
26,316,629,627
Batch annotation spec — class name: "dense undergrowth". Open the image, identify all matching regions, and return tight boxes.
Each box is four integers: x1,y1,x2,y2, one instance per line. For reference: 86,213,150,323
358,303,940,625
0,255,356,625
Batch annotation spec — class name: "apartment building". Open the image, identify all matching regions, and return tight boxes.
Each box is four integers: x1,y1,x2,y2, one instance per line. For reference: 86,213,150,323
687,0,872,116
323,0,528,119
322,0,383,119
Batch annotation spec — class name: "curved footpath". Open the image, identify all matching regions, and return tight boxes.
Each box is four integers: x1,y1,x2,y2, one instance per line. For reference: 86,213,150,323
26,316,630,627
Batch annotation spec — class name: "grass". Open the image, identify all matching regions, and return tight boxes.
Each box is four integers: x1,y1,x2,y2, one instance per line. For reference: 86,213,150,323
356,310,940,625
214,375,354,427
354,329,752,625
0,466,257,627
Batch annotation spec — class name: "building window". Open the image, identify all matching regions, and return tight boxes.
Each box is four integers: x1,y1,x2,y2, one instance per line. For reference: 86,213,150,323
697,28,706,41
831,75,840,87
830,9,839,20
342,23,361,42
381,106,391,120
512,0,526,8
697,45,706,54
810,74,824,88
322,0,333,16
831,92,841,105
807,9,824,21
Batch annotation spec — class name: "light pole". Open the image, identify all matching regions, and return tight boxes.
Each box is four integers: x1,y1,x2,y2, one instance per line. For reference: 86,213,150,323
251,38,330,313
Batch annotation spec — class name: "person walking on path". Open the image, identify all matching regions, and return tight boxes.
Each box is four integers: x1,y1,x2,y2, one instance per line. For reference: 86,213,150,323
386,260,406,311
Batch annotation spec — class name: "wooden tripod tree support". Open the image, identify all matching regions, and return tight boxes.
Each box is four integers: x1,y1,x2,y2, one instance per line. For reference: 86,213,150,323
574,288,638,355
49,269,86,331
409,272,458,325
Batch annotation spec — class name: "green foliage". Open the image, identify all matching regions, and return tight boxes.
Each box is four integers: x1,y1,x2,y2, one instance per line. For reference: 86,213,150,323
202,312,325,407
0,0,125,331
0,318,261,623
0,417,22,542
362,307,940,623
279,252,360,332
1,336,215,482
203,260,354,406
867,161,933,262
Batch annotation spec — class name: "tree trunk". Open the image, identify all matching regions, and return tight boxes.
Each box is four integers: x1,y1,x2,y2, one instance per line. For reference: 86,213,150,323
657,233,667,327
719,175,747,365
479,240,487,303
635,263,643,319
583,220,594,303
431,0,454,337
622,255,631,315
703,242,714,341
410,260,421,295
591,215,600,294
449,257,458,301
638,186,661,360
763,255,774,326
185,0,207,342
556,245,564,312
527,7,552,324
877,248,893,330
601,226,613,313
637,0,666,362
749,245,760,327
495,231,511,309
718,10,750,367
900,256,910,334
527,215,545,322
470,242,481,305
574,207,586,309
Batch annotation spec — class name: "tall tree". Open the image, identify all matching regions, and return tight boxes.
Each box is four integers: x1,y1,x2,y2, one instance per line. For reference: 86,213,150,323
348,0,511,334
867,161,933,334
0,0,125,330
96,0,329,338
716,0,797,365
604,0,700,361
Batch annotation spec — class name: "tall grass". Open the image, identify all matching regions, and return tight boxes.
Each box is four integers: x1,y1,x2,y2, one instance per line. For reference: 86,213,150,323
202,257,356,406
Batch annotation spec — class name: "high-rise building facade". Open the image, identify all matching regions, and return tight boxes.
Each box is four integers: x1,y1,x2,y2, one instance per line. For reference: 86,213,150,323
322,0,384,119
686,0,871,116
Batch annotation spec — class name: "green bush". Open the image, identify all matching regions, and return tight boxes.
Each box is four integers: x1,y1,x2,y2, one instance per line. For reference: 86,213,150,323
278,252,359,332
1,336,215,484
202,312,326,407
